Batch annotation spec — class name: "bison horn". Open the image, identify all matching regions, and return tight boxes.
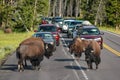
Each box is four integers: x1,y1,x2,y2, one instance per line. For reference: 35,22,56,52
91,50,94,53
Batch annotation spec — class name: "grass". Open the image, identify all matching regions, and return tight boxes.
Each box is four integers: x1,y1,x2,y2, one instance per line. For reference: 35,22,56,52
0,30,34,62
99,26,120,34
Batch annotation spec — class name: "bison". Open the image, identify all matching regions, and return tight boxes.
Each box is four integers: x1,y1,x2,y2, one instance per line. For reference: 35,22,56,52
68,37,90,58
69,37,83,57
16,37,54,72
85,40,101,69
4,28,12,33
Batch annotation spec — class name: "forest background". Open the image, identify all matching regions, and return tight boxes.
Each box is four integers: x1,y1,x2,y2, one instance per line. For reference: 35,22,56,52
0,0,120,32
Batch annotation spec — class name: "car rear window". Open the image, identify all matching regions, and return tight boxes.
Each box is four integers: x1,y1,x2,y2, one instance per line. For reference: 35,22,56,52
34,33,53,39
38,26,57,32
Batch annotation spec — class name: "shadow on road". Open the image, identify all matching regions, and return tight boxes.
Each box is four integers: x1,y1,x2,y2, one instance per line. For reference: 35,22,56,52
64,65,87,71
54,58,74,62
0,64,33,71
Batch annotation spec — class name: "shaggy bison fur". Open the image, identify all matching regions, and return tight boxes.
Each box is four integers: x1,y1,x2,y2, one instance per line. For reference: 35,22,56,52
68,37,90,58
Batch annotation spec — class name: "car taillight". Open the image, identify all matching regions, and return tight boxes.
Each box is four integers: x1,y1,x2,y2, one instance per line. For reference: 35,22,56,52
56,35,59,39
53,34,59,40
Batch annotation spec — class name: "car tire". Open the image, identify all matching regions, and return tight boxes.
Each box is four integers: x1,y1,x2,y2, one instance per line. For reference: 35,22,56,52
56,42,60,46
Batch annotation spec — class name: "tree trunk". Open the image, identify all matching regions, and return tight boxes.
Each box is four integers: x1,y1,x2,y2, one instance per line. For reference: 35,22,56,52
52,0,57,17
31,0,38,31
75,0,80,18
94,0,102,25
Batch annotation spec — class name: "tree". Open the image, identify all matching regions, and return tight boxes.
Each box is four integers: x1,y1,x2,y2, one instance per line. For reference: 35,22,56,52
106,0,120,29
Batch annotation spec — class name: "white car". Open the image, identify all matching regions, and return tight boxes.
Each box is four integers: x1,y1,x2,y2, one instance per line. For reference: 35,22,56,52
82,20,92,25
62,20,75,32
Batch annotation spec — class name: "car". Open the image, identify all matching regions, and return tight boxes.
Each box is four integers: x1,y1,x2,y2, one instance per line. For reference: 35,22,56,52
77,25,104,49
62,19,74,33
72,24,83,38
33,32,56,51
81,20,92,25
36,24,60,46
66,20,84,38
52,16,63,23
52,17,64,32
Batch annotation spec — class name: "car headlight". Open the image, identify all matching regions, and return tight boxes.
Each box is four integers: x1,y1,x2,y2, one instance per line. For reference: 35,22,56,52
94,38,101,41
63,25,68,30
50,42,54,45
81,38,85,40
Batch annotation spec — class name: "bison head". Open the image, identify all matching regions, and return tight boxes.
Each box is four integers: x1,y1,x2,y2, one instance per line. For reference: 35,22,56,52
44,43,54,59
85,45,95,62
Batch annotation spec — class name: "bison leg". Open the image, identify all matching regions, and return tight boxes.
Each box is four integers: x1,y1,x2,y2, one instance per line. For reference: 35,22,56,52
18,59,24,72
86,57,93,69
24,59,27,67
35,56,44,70
30,59,36,70
30,59,40,70
69,46,74,54
95,56,101,69
35,60,41,70
89,63,93,69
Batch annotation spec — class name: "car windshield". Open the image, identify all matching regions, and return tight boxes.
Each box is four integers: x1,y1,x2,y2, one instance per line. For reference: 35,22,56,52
35,33,53,39
38,26,56,32
79,28,100,35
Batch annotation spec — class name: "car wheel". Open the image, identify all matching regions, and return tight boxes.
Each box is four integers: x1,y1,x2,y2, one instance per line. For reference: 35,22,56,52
67,34,70,38
56,42,60,46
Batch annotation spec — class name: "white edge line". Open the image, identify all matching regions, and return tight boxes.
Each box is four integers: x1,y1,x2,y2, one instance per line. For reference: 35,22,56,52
60,34,89,80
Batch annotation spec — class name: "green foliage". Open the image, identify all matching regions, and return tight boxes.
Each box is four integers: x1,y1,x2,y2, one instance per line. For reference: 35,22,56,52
0,0,49,32
0,0,120,31
106,0,120,27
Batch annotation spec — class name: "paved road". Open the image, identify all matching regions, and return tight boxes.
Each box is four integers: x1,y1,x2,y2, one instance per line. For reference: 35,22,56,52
0,31,120,80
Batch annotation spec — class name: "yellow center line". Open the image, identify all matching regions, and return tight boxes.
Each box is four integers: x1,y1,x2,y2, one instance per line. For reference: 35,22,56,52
103,43,120,56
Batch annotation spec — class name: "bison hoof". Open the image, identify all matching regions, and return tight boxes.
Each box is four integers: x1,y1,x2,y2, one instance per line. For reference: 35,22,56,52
18,69,24,72
32,66,36,70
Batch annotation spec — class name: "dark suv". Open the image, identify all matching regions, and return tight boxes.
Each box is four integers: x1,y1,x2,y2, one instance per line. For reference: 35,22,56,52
36,24,60,46
77,25,104,49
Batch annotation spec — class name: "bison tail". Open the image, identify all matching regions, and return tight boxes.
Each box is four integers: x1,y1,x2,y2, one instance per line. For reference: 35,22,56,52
16,47,21,59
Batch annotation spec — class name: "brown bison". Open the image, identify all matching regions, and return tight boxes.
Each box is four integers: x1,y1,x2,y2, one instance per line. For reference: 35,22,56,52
4,28,12,33
16,37,54,72
68,37,90,58
85,40,101,69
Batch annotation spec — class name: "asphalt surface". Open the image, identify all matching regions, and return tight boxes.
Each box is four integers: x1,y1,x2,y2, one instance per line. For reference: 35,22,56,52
0,31,120,80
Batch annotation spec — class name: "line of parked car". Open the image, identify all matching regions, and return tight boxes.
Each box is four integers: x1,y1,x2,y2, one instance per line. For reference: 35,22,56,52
34,16,104,50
